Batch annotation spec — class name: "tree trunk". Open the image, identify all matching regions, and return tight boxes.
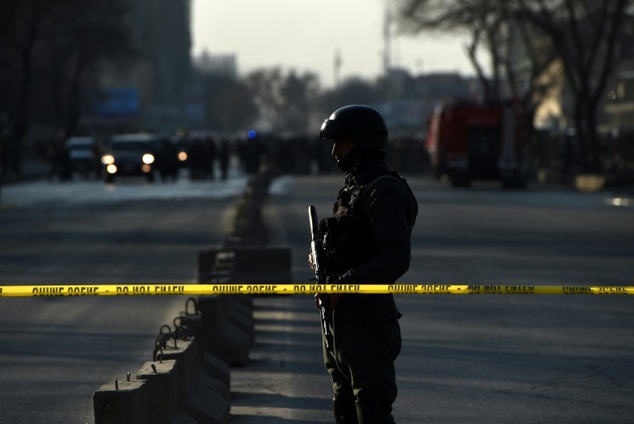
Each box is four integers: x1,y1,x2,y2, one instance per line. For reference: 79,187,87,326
8,45,33,175
64,50,84,136
572,93,602,173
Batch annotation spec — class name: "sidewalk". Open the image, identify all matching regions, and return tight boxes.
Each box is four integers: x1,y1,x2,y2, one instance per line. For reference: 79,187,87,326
229,295,333,423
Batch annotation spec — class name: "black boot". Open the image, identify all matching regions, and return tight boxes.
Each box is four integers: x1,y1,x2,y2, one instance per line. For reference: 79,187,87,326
333,396,359,424
355,400,395,424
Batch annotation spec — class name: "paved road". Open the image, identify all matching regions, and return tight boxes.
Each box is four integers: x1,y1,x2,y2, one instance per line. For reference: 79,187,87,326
1,174,633,423
0,176,247,423
232,175,634,423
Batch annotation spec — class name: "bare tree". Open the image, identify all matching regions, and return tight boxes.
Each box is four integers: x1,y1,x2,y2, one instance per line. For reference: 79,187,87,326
199,72,258,132
43,0,135,136
516,0,633,172
395,0,505,98
0,0,52,174
317,77,384,116
396,1,555,113
246,68,286,131
395,0,634,172
246,68,320,133
0,0,135,173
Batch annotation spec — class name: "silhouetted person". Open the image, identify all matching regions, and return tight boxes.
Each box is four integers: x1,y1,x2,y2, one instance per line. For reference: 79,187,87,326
219,138,230,180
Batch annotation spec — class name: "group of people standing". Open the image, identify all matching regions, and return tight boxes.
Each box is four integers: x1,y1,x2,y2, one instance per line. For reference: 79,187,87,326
185,136,231,181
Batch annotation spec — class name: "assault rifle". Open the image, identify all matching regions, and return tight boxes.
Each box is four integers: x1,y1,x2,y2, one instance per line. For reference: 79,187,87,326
308,205,333,351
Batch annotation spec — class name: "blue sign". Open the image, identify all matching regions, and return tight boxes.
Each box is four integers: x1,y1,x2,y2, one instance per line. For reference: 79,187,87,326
93,88,139,117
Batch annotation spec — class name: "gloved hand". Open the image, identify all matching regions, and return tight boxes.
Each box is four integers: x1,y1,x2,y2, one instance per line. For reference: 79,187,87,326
327,269,355,311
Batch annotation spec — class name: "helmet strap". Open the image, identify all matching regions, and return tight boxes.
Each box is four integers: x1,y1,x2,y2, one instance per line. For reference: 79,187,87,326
336,146,362,173
336,147,385,174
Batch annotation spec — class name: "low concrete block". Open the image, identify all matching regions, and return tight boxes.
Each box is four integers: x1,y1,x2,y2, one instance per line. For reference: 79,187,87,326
197,245,292,284
93,379,148,424
183,381,230,424
220,296,255,346
198,295,252,366
198,248,222,284
135,360,178,424
231,245,293,284
173,314,232,388
200,350,231,388
158,338,230,423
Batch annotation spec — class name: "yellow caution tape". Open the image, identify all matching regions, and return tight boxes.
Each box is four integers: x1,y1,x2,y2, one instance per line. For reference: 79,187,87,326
0,284,633,297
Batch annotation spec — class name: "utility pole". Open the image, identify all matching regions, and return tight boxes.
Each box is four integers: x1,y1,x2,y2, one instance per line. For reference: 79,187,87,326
334,48,342,88
383,2,392,75
383,1,394,100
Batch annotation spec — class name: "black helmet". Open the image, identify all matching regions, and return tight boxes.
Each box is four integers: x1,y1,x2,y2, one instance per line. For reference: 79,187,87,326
319,104,388,150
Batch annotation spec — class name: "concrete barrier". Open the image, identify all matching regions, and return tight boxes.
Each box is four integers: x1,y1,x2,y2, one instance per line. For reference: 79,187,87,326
198,245,292,285
200,350,231,389
173,310,231,388
92,170,277,422
197,295,252,366
216,296,255,345
157,337,230,424
135,360,179,424
94,379,149,424
155,337,230,400
231,246,293,284
93,340,232,424
198,249,234,284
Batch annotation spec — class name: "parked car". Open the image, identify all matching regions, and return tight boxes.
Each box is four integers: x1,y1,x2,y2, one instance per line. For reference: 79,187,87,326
65,136,102,179
101,134,157,183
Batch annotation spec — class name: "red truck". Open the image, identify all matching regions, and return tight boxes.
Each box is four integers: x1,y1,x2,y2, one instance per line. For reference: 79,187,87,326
426,101,528,188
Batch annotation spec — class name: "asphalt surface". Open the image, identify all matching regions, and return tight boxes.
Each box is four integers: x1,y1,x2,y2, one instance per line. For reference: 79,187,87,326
230,175,634,423
0,171,247,423
1,172,633,423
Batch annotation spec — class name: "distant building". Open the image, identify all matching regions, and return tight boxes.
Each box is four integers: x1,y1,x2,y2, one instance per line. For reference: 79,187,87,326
131,0,192,107
415,72,474,100
193,50,238,78
87,0,192,131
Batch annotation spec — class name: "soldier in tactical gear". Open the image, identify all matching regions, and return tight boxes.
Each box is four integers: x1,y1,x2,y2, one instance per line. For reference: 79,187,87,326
310,105,418,424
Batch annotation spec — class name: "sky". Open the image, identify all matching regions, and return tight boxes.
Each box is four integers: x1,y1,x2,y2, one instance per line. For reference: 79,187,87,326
191,0,481,88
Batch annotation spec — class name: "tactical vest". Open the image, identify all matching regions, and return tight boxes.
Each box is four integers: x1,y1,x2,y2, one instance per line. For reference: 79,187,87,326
318,171,412,279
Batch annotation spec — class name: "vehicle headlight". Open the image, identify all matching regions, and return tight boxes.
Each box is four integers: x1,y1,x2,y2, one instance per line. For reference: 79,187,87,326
101,154,115,165
142,153,155,165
